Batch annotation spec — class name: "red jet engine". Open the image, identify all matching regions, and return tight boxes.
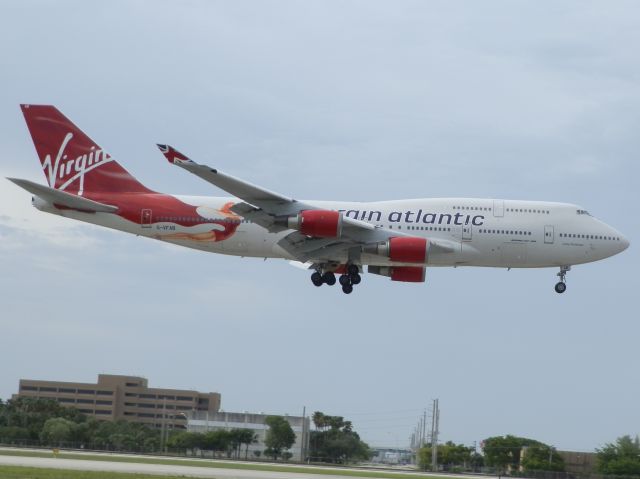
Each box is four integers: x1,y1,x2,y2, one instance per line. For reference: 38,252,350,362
288,210,343,238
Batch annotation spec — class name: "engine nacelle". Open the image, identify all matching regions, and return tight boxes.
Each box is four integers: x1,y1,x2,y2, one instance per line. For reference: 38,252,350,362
368,265,426,283
374,237,428,263
288,210,343,238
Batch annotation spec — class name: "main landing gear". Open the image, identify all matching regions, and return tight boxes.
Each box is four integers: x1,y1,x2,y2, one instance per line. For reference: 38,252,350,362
555,265,571,294
310,264,361,294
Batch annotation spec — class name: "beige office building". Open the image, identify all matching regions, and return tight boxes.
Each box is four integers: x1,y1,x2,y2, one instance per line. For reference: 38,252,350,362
15,374,221,429
187,411,310,461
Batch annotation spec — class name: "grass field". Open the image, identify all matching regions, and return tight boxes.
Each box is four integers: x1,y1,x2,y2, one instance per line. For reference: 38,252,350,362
0,465,195,478
0,449,451,479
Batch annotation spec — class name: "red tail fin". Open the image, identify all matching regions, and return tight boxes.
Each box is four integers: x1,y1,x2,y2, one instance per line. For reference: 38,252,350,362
21,104,152,194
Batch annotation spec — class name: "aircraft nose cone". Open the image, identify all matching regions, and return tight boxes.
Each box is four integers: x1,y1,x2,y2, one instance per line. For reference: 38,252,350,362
620,234,630,251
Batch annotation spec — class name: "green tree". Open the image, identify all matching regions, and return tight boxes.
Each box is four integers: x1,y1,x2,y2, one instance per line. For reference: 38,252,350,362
237,429,258,459
226,428,257,458
264,416,296,460
91,420,159,452
597,435,640,475
482,435,564,473
418,442,476,471
167,431,204,451
203,429,231,456
0,426,30,443
0,397,86,440
308,411,370,464
312,412,327,431
40,417,76,446
521,444,565,472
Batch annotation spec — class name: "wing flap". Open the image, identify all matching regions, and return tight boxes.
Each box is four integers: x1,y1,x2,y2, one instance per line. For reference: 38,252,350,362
8,178,118,213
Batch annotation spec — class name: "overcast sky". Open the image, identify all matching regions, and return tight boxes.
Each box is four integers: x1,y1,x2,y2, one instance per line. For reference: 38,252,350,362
0,0,638,451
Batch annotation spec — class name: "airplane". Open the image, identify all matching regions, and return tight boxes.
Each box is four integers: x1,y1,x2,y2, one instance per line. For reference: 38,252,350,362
9,105,629,294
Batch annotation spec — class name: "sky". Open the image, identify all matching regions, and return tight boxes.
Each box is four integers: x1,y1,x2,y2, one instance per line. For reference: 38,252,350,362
0,0,638,452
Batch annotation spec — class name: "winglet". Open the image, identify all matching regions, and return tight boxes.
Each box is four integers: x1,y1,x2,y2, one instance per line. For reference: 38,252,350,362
157,144,194,165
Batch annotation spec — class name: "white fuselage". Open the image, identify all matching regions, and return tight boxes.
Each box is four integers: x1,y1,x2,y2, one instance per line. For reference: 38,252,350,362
36,195,629,269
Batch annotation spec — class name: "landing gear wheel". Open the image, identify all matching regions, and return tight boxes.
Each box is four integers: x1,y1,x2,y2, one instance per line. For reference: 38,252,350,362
339,274,351,286
555,265,571,294
322,272,336,286
342,283,353,294
311,271,323,287
555,282,567,294
350,273,361,285
347,264,359,276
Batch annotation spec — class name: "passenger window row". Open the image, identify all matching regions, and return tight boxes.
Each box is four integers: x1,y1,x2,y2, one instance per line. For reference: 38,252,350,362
453,206,491,211
407,226,451,232
560,233,620,241
506,208,549,214
479,229,532,236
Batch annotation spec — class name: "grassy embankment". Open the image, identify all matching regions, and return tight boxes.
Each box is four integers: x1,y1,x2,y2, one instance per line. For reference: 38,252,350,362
0,466,193,478
0,449,449,479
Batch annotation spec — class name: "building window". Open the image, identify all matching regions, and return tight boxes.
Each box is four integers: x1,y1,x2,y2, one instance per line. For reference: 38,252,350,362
96,400,113,405
97,390,113,396
77,399,94,404
59,388,76,394
21,385,37,391
39,387,57,392
77,389,95,395
139,394,156,399
94,410,111,415
176,396,193,402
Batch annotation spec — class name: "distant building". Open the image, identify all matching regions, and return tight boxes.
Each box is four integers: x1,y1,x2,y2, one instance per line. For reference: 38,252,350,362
370,447,413,465
14,374,221,429
187,410,310,461
557,450,598,474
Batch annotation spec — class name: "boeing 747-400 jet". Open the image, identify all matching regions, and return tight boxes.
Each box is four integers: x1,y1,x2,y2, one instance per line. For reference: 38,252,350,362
9,105,629,294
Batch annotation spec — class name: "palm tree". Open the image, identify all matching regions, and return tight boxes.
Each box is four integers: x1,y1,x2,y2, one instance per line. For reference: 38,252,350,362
240,429,258,459
312,411,326,431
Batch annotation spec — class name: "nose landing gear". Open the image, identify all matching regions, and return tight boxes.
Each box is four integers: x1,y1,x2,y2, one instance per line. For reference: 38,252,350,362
555,265,571,293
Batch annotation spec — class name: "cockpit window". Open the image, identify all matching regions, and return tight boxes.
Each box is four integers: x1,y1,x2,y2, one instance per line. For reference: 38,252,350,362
576,209,591,216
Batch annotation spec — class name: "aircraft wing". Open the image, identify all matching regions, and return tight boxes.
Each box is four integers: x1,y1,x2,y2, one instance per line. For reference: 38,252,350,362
157,144,302,217
157,145,411,261
7,178,118,213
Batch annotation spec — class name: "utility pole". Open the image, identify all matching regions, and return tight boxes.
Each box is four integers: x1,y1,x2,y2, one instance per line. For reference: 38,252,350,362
430,399,439,471
422,408,427,447
301,406,306,462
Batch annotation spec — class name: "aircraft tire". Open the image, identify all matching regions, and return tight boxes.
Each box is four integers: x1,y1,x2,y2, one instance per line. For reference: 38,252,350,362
554,282,567,294
323,272,336,286
347,264,359,275
350,273,361,285
311,272,323,287
342,283,353,294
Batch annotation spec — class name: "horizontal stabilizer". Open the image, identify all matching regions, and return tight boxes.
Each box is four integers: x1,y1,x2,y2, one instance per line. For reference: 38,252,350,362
7,178,118,213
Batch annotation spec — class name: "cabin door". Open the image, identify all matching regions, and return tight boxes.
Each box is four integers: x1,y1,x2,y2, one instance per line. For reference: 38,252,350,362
141,209,152,228
544,225,554,244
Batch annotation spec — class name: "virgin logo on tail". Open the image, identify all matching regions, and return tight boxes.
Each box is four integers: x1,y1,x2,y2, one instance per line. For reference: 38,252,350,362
43,132,114,195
